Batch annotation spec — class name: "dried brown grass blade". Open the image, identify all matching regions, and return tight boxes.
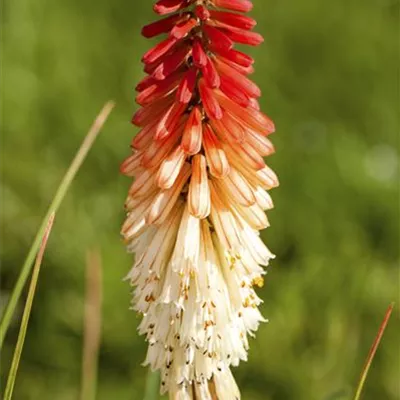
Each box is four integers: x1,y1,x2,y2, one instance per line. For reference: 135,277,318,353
80,249,103,400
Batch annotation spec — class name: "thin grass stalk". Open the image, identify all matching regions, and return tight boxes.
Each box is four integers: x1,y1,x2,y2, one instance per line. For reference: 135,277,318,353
353,303,394,400
143,369,160,400
0,101,115,347
80,249,103,400
3,213,55,400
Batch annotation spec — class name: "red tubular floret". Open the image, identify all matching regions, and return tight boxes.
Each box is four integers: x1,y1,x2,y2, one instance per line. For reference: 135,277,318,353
214,89,275,134
201,57,221,88
153,0,191,15
199,78,223,120
214,57,260,98
192,38,208,67
203,25,234,51
219,74,250,107
141,13,187,38
195,5,211,20
151,45,191,80
176,67,198,103
142,37,178,64
211,0,253,13
208,44,254,67
208,10,256,30
220,25,264,46
170,18,198,39
136,70,184,106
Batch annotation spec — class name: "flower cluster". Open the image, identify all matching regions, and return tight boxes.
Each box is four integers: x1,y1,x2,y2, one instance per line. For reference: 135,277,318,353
121,0,278,398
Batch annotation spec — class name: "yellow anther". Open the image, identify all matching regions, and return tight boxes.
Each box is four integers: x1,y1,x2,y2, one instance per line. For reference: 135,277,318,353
252,276,264,288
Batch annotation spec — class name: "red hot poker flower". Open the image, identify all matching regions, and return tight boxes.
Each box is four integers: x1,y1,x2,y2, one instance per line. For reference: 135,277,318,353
121,1,279,398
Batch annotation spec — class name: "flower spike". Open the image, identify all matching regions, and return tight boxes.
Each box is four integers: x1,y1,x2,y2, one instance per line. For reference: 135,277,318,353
121,1,278,398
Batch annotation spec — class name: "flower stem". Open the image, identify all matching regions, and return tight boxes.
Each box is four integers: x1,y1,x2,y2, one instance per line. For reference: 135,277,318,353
143,369,160,400
353,303,394,400
0,101,115,348
3,213,55,400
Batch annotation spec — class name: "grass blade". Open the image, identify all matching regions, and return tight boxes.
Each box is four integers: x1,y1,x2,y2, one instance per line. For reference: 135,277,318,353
143,369,160,400
80,249,103,400
3,213,55,400
353,303,394,400
0,101,115,348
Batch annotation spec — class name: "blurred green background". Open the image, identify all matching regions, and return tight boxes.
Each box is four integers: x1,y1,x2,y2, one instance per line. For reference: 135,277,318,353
1,0,399,399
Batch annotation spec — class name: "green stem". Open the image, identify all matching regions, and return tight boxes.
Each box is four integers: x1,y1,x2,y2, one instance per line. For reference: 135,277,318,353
0,101,114,348
143,369,160,400
4,213,55,400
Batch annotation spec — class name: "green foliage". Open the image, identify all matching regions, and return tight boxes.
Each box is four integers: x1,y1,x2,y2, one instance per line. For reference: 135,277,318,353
3,214,55,400
1,0,398,399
